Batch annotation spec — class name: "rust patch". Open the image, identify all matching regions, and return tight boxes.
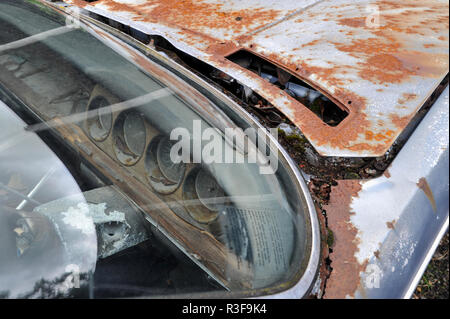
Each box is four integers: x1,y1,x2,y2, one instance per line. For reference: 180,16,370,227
383,169,391,178
386,219,396,229
338,17,367,28
294,60,351,88
374,250,380,259
209,53,380,154
65,0,88,8
390,113,412,130
398,93,418,105
330,0,449,85
289,87,381,154
302,39,321,48
359,53,416,84
71,0,283,39
417,177,437,212
323,180,367,299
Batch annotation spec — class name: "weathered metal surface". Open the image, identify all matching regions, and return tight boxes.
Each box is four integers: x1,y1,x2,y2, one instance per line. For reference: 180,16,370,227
1,1,322,295
62,0,449,157
78,186,152,259
323,86,449,298
322,180,367,299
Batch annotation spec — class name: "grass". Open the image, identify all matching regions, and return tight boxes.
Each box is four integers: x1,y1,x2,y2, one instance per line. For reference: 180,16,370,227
412,232,449,299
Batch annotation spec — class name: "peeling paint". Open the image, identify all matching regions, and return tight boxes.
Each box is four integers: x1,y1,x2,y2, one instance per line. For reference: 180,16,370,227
322,180,367,299
321,87,447,298
386,219,396,229
417,177,437,212
61,202,96,236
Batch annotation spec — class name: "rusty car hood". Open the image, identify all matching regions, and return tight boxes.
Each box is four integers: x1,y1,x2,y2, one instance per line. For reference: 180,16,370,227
63,0,449,157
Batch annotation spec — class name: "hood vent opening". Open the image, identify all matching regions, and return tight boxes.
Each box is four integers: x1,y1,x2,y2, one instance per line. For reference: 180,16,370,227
84,11,346,126
225,50,348,127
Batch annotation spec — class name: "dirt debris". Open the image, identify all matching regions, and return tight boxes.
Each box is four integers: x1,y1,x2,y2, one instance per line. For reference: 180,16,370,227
413,232,449,299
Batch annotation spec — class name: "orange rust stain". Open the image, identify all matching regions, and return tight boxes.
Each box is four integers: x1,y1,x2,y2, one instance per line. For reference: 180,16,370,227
294,61,349,87
333,35,438,85
290,87,392,154
386,220,396,229
206,42,239,57
225,50,373,152
323,180,367,299
338,17,366,28
390,113,411,130
398,93,418,104
417,177,437,212
394,51,449,79
288,87,381,152
365,128,394,141
66,0,88,7
88,0,282,38
359,53,416,84
373,132,386,141
374,250,380,259
215,54,385,154
302,39,321,47
383,169,391,178
365,131,374,140
329,0,449,85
